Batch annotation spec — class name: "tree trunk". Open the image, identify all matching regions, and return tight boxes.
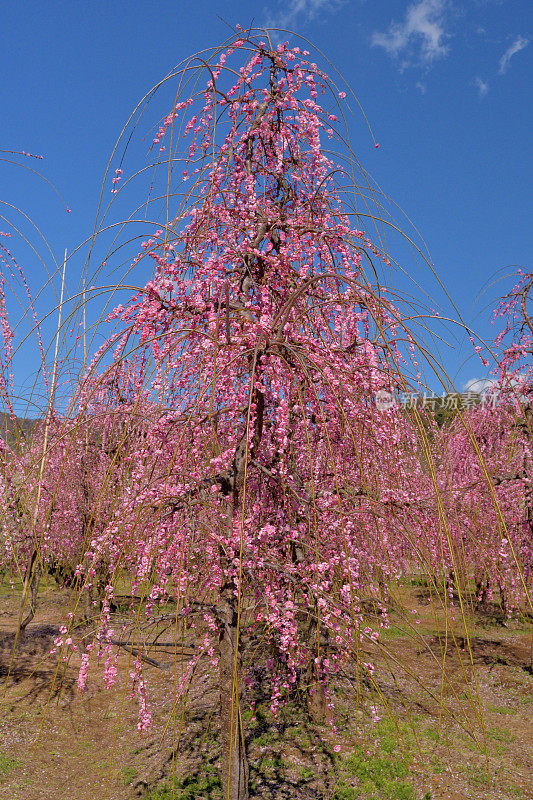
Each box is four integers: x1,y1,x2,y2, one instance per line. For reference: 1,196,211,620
19,548,41,635
305,617,329,723
218,569,249,800
291,541,328,723
306,658,328,723
475,575,489,606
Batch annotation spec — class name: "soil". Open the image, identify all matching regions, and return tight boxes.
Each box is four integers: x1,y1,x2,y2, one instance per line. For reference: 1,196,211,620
0,579,531,800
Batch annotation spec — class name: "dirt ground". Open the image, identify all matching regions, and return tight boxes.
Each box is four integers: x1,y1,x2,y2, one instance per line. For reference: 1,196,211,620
0,580,531,800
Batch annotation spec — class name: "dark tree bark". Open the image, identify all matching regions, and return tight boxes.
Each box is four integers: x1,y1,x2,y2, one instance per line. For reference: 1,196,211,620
218,556,249,800
19,548,40,635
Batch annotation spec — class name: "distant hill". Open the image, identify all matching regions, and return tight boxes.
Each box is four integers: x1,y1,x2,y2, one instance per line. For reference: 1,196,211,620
0,412,39,448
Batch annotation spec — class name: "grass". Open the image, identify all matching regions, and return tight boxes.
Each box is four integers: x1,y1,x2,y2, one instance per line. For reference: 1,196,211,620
378,624,412,642
330,715,471,799
122,766,138,785
406,576,431,588
486,727,515,744
333,747,417,799
0,752,20,780
143,764,222,800
332,720,422,800
486,704,516,715
431,756,444,774
258,754,283,777
423,726,441,742
298,765,315,781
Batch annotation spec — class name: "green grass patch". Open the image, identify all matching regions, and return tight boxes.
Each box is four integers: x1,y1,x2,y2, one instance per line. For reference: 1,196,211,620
0,751,20,780
486,704,515,715
334,747,416,799
487,727,515,743
143,763,222,800
122,766,138,785
298,765,315,782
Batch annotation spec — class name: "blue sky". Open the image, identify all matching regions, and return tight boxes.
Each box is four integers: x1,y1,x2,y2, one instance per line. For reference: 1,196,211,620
1,0,531,411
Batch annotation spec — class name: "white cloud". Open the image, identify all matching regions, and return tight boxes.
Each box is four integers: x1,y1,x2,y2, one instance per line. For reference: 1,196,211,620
371,0,449,65
474,76,489,97
416,81,427,94
498,35,529,74
463,378,495,394
264,0,342,30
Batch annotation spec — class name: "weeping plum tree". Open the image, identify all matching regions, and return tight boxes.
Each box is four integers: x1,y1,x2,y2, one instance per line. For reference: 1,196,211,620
434,401,530,610
51,34,471,800
483,271,533,604
419,273,533,614
23,367,145,604
0,39,531,799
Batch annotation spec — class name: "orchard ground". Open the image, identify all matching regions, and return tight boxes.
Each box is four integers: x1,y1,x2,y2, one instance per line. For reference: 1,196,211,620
0,576,531,800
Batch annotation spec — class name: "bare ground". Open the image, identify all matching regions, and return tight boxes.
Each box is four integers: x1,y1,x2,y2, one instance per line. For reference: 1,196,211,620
0,580,531,800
